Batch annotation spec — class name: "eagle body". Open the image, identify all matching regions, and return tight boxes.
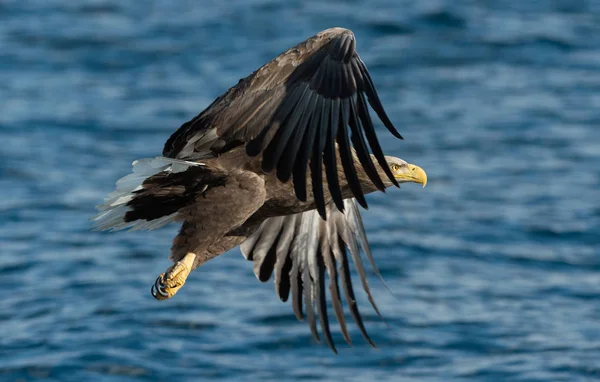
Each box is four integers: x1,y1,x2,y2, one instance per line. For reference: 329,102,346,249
93,28,427,352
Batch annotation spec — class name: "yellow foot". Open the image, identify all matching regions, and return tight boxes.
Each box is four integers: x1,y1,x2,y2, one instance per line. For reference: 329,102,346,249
151,252,196,300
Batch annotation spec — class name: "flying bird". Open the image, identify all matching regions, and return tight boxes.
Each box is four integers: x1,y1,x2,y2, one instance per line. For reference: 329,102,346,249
92,27,427,352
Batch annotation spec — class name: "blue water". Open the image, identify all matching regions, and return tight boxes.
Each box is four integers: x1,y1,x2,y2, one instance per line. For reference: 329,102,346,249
1,1,600,381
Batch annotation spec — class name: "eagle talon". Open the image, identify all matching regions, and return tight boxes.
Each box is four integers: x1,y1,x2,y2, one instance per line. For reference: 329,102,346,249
151,253,196,301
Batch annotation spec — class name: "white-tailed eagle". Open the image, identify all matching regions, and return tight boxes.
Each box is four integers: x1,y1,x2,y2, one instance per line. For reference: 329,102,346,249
92,28,427,352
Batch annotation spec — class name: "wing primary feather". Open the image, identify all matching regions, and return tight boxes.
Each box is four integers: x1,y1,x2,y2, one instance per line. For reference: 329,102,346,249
277,90,317,182
274,216,298,301
249,219,284,281
348,97,385,191
289,215,305,320
336,236,375,347
338,97,367,208
339,60,350,97
270,90,310,172
346,199,390,293
356,89,398,187
293,95,322,201
352,57,365,87
304,210,321,342
328,259,352,345
277,255,293,302
324,99,344,212
262,84,310,172
316,240,336,353
303,266,320,342
357,59,403,139
317,99,331,154
339,212,383,319
310,99,330,218
258,245,278,282
324,215,352,344
310,152,326,218
344,60,357,95
290,259,304,321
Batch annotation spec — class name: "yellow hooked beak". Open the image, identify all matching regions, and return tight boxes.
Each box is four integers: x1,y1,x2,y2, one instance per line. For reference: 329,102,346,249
394,163,427,188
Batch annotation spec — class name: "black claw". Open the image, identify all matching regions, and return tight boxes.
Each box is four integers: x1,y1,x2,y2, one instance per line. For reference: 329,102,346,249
154,277,169,297
152,276,169,298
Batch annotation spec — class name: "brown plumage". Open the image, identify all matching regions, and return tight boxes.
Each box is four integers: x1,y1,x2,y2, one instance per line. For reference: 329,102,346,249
92,27,427,353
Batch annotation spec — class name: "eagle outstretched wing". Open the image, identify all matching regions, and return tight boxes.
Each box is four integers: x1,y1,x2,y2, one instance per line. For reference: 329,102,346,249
241,198,384,353
162,27,402,218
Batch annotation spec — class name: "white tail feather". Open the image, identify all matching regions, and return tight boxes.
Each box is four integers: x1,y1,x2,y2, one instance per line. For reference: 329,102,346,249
91,157,204,231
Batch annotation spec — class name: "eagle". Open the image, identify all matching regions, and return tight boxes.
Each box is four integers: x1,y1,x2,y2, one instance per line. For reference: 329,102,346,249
92,27,427,352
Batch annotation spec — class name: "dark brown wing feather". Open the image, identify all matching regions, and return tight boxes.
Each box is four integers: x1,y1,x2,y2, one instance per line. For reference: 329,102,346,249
240,198,385,353
163,28,401,218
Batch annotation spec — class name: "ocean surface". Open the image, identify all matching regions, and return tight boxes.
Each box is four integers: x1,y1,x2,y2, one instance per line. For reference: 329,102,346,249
1,0,599,381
